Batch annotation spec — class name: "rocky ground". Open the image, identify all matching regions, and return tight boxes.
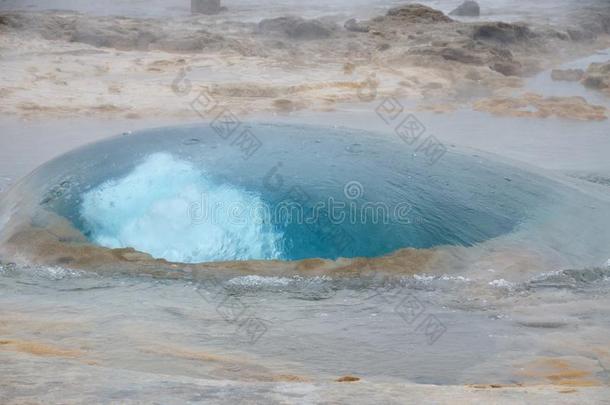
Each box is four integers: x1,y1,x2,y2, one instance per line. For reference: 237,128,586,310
0,3,609,120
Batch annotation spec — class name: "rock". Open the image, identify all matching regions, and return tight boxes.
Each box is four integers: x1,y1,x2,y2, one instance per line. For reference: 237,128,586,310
385,4,452,24
566,28,594,41
473,22,534,43
440,47,483,64
344,18,369,33
550,69,585,82
582,76,605,89
258,17,336,40
272,99,295,112
490,61,522,76
70,20,161,50
336,375,360,382
582,61,610,91
191,0,222,15
449,1,481,17
291,20,335,40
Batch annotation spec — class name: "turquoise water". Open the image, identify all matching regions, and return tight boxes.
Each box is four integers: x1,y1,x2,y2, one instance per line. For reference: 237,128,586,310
28,123,555,263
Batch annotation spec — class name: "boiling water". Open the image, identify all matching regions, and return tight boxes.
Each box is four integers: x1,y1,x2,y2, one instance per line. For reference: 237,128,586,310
3,123,558,264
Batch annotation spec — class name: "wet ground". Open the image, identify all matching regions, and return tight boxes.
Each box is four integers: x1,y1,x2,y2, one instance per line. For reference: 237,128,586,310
1,260,610,403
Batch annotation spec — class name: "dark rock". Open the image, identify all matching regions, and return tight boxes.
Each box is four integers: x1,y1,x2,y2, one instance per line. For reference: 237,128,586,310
566,28,595,41
473,22,534,43
386,4,452,24
551,30,569,41
551,69,585,82
440,47,483,64
582,76,605,89
518,321,567,329
258,17,335,40
290,20,334,39
449,1,480,17
336,375,360,382
70,22,161,50
0,13,22,29
344,18,369,33
490,61,522,76
191,0,223,15
582,61,610,90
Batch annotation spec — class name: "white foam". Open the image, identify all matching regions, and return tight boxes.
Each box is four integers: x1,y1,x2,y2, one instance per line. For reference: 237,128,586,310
413,274,435,281
413,274,471,283
80,153,283,263
227,275,294,287
226,275,333,288
488,279,514,289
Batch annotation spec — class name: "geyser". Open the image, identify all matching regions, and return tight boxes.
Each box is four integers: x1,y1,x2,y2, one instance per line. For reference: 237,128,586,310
0,123,555,264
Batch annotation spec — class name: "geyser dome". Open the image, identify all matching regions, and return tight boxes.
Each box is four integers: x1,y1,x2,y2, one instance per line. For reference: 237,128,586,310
5,123,555,264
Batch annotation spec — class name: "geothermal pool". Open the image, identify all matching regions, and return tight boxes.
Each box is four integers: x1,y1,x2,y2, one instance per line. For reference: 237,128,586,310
5,123,557,264
1,119,609,276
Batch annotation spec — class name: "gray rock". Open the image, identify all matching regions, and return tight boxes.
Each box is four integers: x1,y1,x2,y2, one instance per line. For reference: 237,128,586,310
344,18,370,33
70,20,161,50
386,4,452,24
473,22,534,43
440,47,483,64
258,17,335,40
566,28,595,41
582,61,610,90
550,69,585,82
191,0,222,15
583,76,605,89
449,1,480,17
490,61,522,76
